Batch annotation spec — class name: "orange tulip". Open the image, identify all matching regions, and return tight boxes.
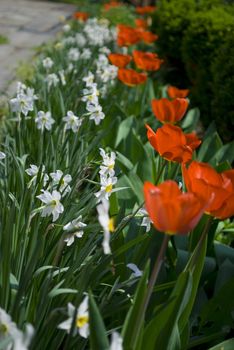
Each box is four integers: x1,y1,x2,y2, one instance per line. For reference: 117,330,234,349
212,170,234,219
118,68,147,87
144,180,207,235
117,25,141,47
108,53,132,68
146,124,201,164
183,162,233,217
135,18,148,29
151,98,189,124
140,31,158,44
167,86,190,99
133,50,163,71
104,1,122,10
73,12,89,22
136,6,157,15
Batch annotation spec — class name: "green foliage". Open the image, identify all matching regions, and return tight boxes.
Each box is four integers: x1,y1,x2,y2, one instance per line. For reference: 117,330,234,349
211,33,234,141
152,0,234,141
101,5,135,26
182,7,234,139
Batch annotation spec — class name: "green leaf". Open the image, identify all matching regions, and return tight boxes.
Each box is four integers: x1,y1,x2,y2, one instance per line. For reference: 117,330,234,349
208,338,234,350
181,107,200,132
122,261,150,350
142,271,192,350
198,131,223,162
89,292,109,350
115,116,134,147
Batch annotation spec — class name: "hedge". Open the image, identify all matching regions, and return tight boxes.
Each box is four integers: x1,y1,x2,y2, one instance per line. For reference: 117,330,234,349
152,0,234,141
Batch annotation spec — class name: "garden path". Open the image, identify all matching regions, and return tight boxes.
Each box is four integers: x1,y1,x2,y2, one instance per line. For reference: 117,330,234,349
0,0,76,96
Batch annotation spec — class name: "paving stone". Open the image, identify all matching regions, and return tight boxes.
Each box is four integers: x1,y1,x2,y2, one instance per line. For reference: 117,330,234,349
0,0,76,96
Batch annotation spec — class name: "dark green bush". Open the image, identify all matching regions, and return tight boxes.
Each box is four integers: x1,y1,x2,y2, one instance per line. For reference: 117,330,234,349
211,34,234,141
152,0,234,141
182,7,234,139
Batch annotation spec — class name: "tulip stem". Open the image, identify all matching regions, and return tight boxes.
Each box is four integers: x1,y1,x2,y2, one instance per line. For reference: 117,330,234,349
143,234,170,314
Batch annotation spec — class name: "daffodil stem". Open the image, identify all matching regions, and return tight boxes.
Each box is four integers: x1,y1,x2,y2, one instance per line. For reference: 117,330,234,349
143,234,170,315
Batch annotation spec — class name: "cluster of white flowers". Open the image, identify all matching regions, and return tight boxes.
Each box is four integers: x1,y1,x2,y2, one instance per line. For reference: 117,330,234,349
10,82,37,117
26,165,72,222
0,307,34,350
95,148,117,201
83,18,115,47
68,47,80,61
63,110,83,133
95,148,117,255
82,72,105,125
96,53,118,87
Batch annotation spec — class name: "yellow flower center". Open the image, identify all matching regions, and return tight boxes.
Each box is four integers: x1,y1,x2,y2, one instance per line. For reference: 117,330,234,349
76,315,89,328
105,184,113,193
108,218,115,232
50,199,58,207
0,323,9,334
108,164,114,170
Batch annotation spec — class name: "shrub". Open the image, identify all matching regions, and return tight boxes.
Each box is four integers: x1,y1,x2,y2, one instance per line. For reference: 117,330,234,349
211,34,234,141
182,7,234,138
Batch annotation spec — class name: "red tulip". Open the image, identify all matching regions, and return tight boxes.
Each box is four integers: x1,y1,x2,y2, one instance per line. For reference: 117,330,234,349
151,98,189,124
144,180,207,235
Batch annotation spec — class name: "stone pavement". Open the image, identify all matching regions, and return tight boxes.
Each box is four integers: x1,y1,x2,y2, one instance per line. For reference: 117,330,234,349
0,0,76,96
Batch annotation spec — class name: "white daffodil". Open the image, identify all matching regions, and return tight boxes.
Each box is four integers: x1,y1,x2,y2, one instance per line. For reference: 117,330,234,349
25,164,49,187
138,208,152,232
0,307,34,350
110,331,123,350
58,70,66,86
87,104,105,125
10,94,33,116
97,199,114,254
63,24,71,32
37,190,64,222
82,85,99,105
42,57,54,70
50,170,72,195
83,71,95,87
35,111,55,131
75,33,86,47
127,263,143,278
63,215,87,246
0,151,6,160
99,148,116,177
95,175,117,201
99,46,111,55
68,48,80,62
63,111,83,133
80,48,92,60
58,297,89,338
45,73,59,89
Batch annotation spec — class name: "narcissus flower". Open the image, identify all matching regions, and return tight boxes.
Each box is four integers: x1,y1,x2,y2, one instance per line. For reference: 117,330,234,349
183,162,234,218
73,12,89,22
108,53,132,68
151,98,189,124
146,124,201,163
167,86,189,99
133,50,163,71
140,31,158,44
58,297,89,338
37,190,64,222
118,68,147,87
117,25,141,47
136,6,157,15
144,180,207,235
